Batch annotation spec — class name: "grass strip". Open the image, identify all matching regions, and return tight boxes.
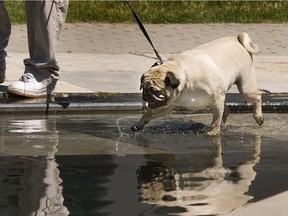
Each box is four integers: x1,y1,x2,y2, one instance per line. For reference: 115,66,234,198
4,1,288,24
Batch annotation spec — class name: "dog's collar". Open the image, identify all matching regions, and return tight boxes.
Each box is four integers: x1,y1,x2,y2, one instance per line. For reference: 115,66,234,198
151,60,164,68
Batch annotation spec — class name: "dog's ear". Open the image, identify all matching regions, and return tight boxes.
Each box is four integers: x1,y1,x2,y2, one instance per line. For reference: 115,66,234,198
165,72,180,89
140,75,145,90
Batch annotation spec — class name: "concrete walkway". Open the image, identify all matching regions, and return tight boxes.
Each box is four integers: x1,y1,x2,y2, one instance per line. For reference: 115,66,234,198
1,23,288,216
2,23,288,95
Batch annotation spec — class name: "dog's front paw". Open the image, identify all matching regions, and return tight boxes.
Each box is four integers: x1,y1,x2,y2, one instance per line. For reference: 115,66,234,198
131,124,144,131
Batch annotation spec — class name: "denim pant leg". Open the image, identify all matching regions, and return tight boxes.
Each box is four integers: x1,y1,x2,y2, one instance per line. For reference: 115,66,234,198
0,0,11,72
24,0,69,78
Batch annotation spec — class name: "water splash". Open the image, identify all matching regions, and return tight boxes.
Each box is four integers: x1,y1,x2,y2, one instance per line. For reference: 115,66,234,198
115,116,136,156
116,116,134,136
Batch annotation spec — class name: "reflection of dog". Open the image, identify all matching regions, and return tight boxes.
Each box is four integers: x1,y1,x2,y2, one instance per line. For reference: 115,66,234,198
137,136,261,216
131,32,264,135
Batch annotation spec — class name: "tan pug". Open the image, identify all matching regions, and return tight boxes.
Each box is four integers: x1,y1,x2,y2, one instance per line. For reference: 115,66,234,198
131,32,264,135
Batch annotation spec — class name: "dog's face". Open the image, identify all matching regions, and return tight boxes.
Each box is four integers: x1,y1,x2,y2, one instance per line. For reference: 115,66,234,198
140,64,181,109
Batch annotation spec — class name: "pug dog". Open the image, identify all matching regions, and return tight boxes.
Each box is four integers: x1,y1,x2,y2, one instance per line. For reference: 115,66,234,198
131,32,264,135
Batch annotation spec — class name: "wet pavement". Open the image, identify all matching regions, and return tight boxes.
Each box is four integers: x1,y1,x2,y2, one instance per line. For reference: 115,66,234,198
1,113,288,216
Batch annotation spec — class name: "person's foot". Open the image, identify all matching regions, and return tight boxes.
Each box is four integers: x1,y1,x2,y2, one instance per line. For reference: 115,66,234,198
0,70,5,83
7,73,58,97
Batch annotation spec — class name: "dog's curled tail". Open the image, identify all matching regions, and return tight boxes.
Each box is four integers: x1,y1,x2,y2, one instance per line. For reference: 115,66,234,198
237,32,259,54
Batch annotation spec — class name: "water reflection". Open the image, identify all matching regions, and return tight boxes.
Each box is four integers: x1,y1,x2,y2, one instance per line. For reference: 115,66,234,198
137,136,261,216
2,114,287,216
0,119,69,216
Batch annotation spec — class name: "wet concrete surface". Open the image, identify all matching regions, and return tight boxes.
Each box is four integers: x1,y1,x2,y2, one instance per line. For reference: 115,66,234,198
0,113,288,216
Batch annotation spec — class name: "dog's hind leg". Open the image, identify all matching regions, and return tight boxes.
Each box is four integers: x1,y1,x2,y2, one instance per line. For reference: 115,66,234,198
241,90,264,126
236,67,264,126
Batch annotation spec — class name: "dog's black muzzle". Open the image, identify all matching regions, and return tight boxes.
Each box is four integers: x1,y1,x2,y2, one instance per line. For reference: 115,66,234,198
142,85,168,109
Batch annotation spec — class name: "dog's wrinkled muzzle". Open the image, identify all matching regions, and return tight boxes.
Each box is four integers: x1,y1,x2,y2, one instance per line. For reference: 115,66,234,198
142,85,168,109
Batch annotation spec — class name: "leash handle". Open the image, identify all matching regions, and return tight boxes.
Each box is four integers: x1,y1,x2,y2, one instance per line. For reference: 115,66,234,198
126,0,163,64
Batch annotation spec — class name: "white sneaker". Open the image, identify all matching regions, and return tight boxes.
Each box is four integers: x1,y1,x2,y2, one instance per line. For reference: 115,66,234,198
7,73,58,97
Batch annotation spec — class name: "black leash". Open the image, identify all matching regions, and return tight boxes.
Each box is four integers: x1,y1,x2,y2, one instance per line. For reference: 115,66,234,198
126,0,164,66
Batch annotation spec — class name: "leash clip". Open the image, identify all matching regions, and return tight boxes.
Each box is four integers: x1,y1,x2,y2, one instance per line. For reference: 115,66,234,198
151,60,164,68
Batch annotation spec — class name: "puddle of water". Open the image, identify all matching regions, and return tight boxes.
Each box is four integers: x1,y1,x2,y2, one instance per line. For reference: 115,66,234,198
0,113,288,216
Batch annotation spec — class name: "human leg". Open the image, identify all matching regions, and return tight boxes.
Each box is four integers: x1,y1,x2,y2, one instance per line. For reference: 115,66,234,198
0,0,11,83
7,0,69,97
